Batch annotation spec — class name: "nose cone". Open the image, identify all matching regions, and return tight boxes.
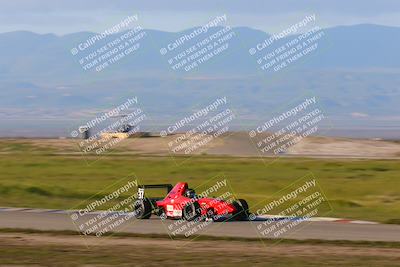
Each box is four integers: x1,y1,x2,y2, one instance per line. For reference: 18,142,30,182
226,202,236,213
215,200,236,214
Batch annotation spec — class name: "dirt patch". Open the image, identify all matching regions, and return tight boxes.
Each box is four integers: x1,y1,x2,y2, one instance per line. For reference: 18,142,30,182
2,233,400,266
1,134,400,158
1,233,399,258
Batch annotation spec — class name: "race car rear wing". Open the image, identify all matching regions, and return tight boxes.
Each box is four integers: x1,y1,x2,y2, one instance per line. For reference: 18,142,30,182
137,184,173,200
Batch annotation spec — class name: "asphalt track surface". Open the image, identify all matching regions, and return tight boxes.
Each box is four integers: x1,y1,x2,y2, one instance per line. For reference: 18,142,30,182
1,209,400,242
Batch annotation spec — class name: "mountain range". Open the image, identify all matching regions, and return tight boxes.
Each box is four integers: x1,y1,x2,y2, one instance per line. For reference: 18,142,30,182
0,24,399,137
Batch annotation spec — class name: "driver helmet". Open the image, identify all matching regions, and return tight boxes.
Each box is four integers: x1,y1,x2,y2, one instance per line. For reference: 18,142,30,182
185,188,196,198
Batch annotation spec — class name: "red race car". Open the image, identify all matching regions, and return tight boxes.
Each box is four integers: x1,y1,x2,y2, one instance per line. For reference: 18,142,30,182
132,182,249,221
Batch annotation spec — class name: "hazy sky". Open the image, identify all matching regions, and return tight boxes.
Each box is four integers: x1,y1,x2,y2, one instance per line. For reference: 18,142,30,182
1,0,400,34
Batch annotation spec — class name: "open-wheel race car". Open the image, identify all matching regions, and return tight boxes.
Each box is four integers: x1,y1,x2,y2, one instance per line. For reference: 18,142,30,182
132,182,250,221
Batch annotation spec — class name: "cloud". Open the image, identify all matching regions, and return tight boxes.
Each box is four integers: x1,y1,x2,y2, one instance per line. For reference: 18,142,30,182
1,0,400,34
351,112,369,118
2,0,400,15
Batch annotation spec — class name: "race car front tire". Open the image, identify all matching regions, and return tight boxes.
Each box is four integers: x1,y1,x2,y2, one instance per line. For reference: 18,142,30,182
182,201,201,221
133,198,152,219
233,199,249,221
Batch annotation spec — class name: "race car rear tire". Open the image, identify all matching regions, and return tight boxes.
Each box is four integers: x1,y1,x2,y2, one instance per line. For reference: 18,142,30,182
182,201,201,221
233,199,249,221
133,198,152,219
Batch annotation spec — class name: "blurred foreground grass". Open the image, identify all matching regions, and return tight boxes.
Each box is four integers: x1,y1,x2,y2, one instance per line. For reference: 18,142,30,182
1,230,399,267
